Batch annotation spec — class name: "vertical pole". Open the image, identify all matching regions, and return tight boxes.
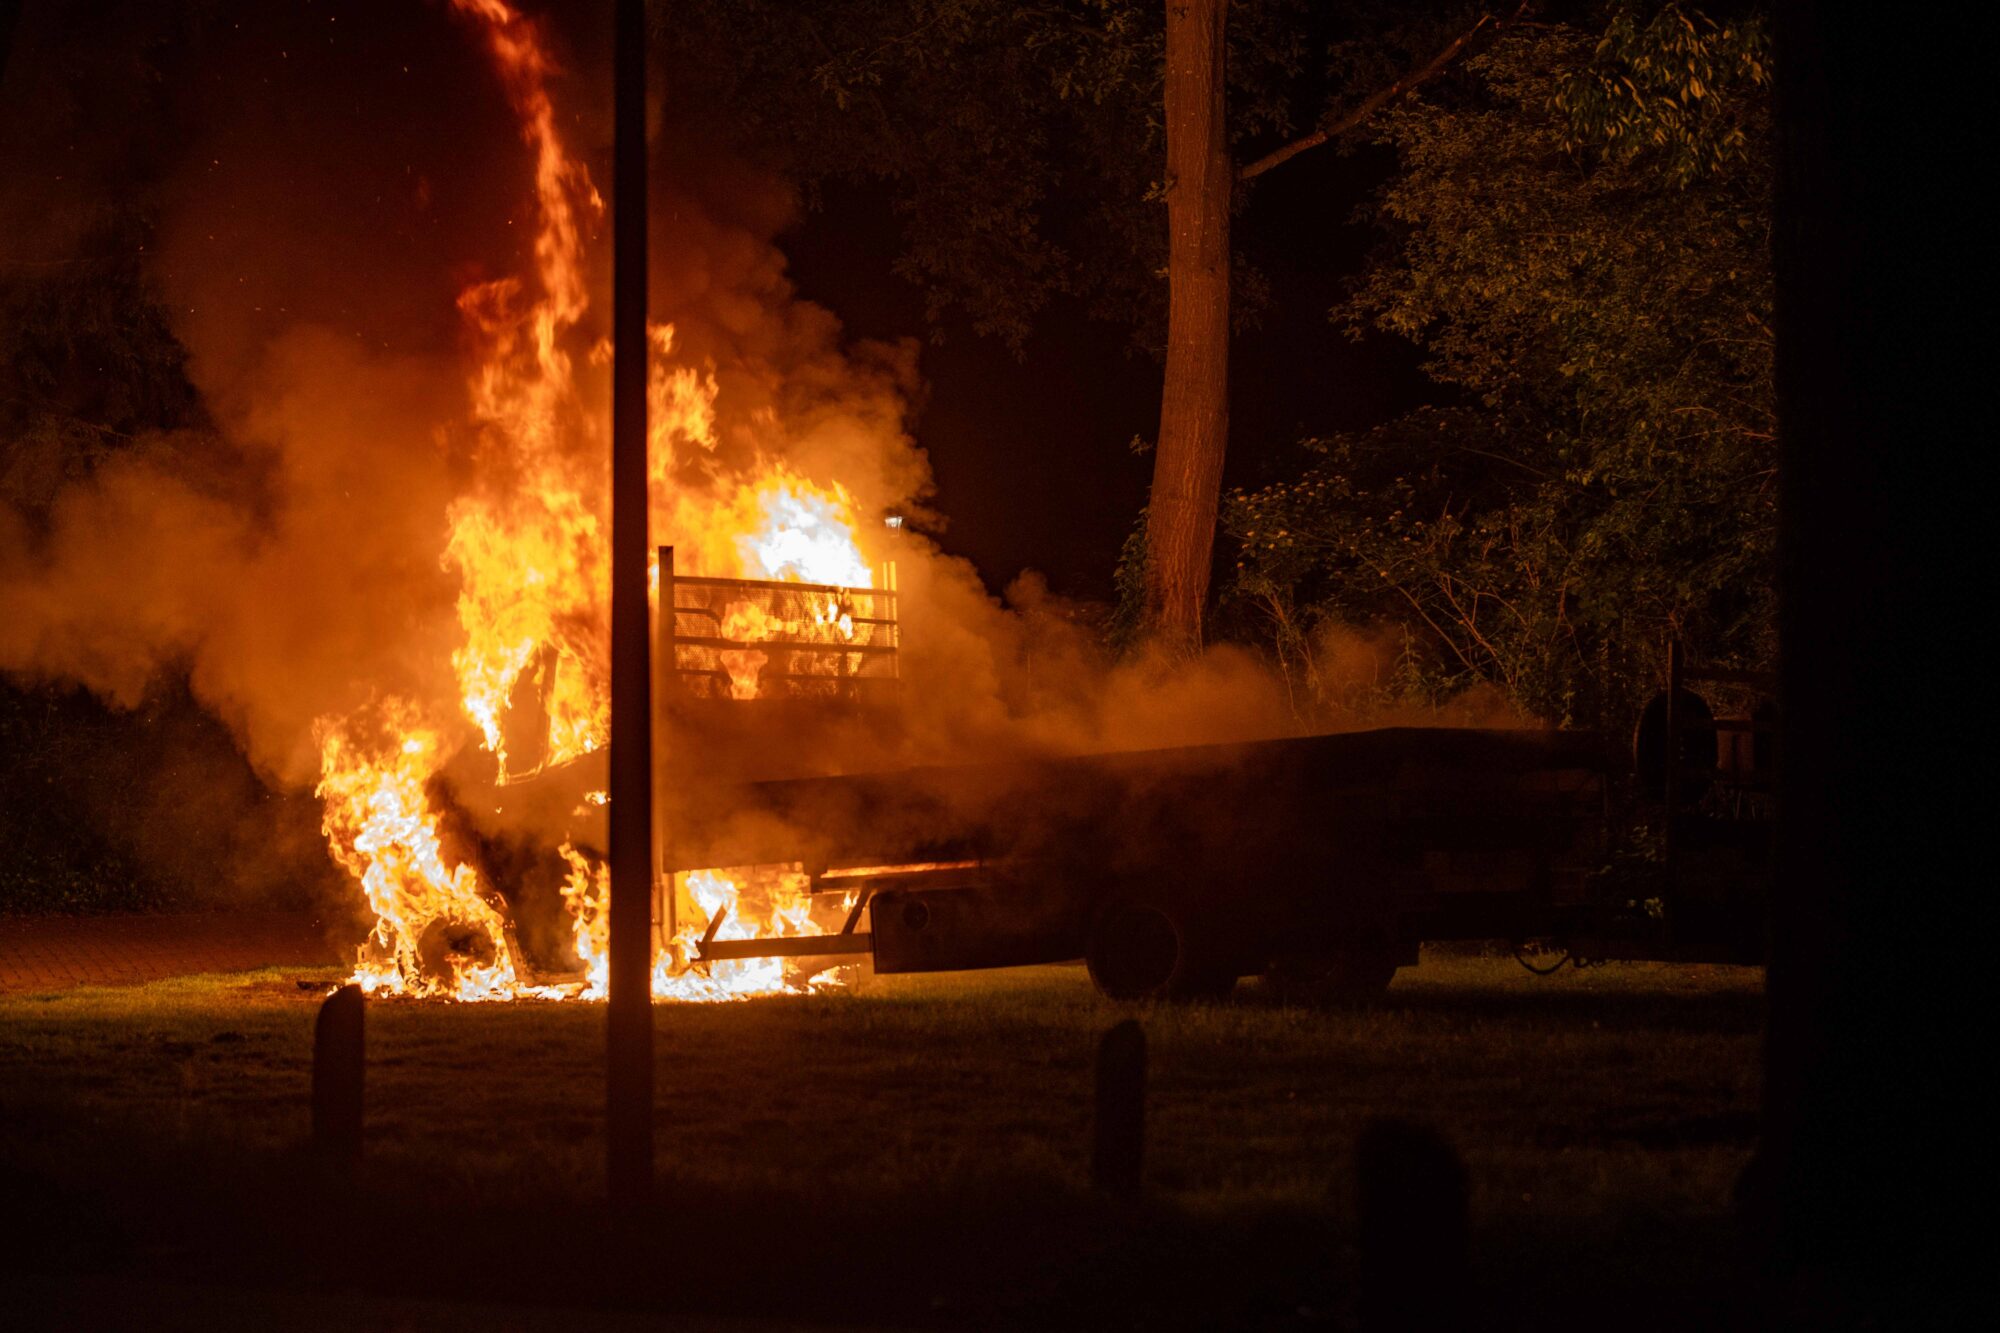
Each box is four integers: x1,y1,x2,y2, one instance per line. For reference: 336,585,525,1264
885,560,900,682
606,0,653,1209
656,544,678,945
1663,638,1682,906
656,545,677,713
312,984,364,1169
1091,1019,1146,1196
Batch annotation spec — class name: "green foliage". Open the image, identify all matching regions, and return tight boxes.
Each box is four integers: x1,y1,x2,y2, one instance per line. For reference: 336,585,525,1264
0,685,164,913
0,961,1763,1325
1107,505,1150,655
664,1,1142,347
1555,4,1770,186
1225,9,1774,731
0,680,333,915
659,1,1452,352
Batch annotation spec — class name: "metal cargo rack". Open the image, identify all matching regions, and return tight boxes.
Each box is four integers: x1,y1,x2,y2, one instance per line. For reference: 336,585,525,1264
652,543,906,960
656,545,899,704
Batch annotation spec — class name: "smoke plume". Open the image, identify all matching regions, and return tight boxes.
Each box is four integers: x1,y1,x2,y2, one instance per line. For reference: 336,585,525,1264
1,2,1307,939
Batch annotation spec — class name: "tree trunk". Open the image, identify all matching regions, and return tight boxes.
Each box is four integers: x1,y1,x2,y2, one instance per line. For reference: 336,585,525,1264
1145,0,1230,654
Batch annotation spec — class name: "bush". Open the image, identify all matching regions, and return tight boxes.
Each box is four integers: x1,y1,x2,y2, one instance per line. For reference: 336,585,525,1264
1223,8,1775,735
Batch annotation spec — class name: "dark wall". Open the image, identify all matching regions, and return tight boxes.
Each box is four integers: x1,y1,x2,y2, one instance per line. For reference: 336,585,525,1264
1760,0,1980,1300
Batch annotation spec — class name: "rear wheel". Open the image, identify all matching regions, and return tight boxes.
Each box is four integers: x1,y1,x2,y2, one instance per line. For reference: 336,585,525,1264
1086,901,1238,1002
1263,951,1400,1005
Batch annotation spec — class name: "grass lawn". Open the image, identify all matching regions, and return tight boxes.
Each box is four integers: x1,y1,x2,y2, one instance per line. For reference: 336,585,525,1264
1,954,1765,1328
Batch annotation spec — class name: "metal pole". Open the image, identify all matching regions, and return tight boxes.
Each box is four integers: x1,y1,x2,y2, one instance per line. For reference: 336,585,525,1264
885,560,900,681
606,0,653,1209
1663,638,1683,911
656,544,678,945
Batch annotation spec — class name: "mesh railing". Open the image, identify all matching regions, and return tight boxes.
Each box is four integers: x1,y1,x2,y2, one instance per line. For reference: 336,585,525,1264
657,547,898,703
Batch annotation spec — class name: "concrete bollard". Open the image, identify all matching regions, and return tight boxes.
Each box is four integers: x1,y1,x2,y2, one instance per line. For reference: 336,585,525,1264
1354,1118,1470,1331
312,983,365,1167
1091,1019,1146,1196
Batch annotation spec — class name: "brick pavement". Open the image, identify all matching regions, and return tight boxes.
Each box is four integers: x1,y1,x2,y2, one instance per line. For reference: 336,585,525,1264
0,911,343,993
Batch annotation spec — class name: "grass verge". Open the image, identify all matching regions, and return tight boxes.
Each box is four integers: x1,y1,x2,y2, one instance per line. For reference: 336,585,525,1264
1,955,1763,1328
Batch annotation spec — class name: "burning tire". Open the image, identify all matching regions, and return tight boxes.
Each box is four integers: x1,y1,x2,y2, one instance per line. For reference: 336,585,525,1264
1085,900,1238,1002
416,916,500,974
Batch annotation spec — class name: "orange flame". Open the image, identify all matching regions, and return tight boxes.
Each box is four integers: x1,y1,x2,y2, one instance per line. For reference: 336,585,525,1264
310,0,875,1002
315,701,529,1000
560,854,840,1002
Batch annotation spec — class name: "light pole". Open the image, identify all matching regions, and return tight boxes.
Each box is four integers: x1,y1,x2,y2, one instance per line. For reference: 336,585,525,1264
606,0,654,1209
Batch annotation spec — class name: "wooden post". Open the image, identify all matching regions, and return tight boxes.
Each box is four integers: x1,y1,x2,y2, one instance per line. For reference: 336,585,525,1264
1091,1019,1146,1196
606,0,654,1210
311,984,364,1167
1354,1118,1470,1332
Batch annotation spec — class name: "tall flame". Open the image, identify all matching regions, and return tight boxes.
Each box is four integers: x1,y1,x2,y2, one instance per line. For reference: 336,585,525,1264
311,0,875,1002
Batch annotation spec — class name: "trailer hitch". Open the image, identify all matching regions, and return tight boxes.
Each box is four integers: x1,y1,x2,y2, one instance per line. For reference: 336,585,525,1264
691,899,873,966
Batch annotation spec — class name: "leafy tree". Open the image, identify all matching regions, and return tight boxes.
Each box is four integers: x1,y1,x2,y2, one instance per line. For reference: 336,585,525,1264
659,1,1505,648
1225,6,1773,729
660,1,1316,347
1555,2,1768,186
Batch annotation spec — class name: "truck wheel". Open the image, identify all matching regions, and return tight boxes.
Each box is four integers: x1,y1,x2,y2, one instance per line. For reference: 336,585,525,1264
1264,952,1399,1005
1086,902,1237,1002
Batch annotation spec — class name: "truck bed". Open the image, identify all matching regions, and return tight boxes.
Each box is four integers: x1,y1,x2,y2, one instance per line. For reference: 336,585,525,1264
663,726,1610,874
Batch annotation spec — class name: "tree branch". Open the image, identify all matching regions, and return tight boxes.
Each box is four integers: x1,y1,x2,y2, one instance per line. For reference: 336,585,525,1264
1237,4,1527,183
